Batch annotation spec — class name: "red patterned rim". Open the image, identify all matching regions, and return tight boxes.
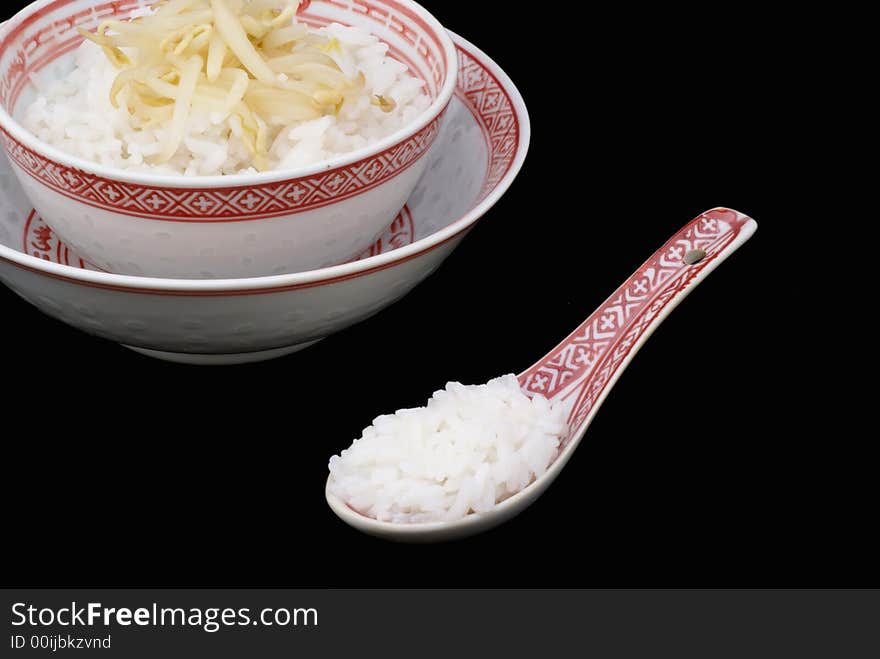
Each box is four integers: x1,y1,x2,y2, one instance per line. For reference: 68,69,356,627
1,119,441,221
0,0,457,221
0,34,529,296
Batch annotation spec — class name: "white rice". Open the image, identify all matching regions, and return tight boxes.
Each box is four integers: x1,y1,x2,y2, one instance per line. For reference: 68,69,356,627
327,375,568,523
21,23,430,176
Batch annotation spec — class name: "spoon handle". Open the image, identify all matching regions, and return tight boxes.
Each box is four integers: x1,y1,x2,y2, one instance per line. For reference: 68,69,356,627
519,207,757,433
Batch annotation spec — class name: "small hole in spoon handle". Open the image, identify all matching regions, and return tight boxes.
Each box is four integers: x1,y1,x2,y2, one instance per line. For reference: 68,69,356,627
683,248,706,265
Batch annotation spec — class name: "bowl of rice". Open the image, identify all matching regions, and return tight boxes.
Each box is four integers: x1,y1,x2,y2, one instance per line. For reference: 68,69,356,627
0,29,529,365
0,0,457,278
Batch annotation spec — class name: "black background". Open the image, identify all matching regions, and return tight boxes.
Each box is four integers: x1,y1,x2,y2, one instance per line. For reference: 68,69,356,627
1,2,864,587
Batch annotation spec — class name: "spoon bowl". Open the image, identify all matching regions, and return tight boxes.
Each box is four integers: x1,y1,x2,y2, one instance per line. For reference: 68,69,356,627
326,207,758,541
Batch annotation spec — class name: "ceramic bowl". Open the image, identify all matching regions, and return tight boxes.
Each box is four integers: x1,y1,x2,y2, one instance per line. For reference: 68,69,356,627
0,0,457,278
0,32,528,365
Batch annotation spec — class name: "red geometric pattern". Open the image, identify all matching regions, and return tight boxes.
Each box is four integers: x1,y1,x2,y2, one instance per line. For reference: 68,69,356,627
0,120,440,222
0,0,449,222
518,208,754,432
455,48,518,200
23,204,416,271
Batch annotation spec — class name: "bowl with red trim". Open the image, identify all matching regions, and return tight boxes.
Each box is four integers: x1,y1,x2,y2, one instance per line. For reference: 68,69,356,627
0,0,457,278
0,32,528,365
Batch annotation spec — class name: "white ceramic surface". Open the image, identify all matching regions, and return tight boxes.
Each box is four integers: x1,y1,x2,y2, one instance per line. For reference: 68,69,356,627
0,0,458,278
0,32,529,364
326,208,758,541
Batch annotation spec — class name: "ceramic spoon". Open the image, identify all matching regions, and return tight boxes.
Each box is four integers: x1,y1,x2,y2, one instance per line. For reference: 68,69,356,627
326,207,757,541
